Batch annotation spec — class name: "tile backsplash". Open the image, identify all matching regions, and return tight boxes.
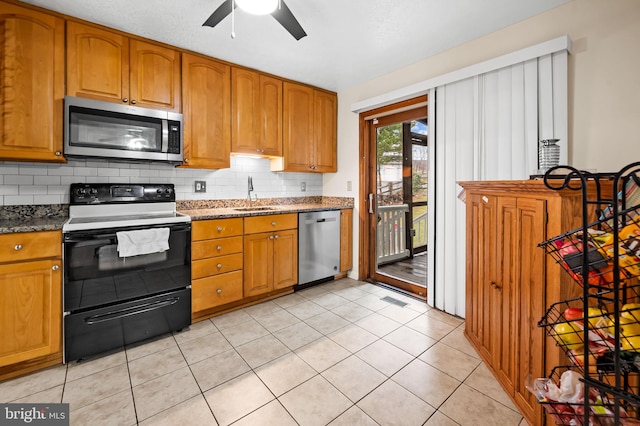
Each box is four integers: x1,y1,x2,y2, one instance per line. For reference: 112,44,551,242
0,156,322,206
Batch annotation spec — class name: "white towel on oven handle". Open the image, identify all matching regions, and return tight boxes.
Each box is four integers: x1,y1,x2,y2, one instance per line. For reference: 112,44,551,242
116,228,170,258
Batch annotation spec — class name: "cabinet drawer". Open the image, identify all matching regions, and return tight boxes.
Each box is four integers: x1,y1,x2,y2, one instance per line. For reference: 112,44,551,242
244,213,297,234
192,253,243,279
192,271,243,312
192,218,243,241
192,236,243,260
0,231,61,263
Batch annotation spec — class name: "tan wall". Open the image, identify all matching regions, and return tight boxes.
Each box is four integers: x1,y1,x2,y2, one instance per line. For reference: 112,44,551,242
327,0,640,279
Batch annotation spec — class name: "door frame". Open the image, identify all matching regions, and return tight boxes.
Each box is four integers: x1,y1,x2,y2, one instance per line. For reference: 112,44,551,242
358,95,428,298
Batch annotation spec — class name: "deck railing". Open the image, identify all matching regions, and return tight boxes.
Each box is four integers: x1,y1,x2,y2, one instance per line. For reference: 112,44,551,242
412,211,427,249
377,204,410,264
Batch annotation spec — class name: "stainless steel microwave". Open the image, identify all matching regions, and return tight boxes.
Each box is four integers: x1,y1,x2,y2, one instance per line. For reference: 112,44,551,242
64,96,183,164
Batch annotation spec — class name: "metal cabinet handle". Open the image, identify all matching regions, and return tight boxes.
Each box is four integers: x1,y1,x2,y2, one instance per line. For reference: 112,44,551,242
52,265,59,271
122,98,128,103
217,289,222,294
14,244,22,251
271,221,276,226
217,263,222,269
269,235,274,240
184,158,189,163
55,151,62,156
216,245,222,251
131,100,137,105
274,235,279,239
217,226,223,232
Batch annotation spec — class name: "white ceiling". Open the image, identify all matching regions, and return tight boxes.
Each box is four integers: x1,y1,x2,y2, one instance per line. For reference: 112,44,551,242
19,0,569,92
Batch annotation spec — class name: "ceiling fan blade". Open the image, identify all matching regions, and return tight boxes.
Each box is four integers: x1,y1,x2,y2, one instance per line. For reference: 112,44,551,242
272,0,307,40
203,0,235,28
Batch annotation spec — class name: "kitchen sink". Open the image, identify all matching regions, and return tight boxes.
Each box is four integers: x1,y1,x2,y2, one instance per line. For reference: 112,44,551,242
233,206,276,211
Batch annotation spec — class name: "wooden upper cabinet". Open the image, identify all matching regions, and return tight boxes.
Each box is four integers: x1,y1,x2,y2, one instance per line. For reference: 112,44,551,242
0,2,65,162
181,53,230,169
231,68,282,156
272,82,337,173
66,22,180,112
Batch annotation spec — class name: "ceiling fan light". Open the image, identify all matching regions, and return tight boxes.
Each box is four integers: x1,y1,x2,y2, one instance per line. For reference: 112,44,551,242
235,0,278,15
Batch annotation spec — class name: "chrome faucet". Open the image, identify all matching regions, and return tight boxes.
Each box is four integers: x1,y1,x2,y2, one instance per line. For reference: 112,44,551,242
247,176,257,206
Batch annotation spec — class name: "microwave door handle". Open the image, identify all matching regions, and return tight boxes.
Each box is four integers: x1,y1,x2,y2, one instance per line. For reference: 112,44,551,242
161,119,169,153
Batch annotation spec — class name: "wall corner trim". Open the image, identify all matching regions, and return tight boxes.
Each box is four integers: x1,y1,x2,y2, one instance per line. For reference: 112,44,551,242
350,35,572,114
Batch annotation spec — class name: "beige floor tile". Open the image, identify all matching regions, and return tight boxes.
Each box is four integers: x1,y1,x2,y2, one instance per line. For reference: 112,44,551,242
418,342,480,382
235,334,291,368
126,334,177,361
190,349,251,391
332,286,369,301
297,285,332,299
173,319,218,344
328,324,378,353
331,302,374,322
204,371,274,426
250,308,300,332
218,318,270,347
425,411,461,425
383,325,437,357
70,389,136,426
286,300,328,320
351,282,386,295
392,359,461,408
295,337,351,372
304,311,350,335
440,328,480,359
139,394,217,426
355,339,413,376
425,308,465,327
178,331,233,364
322,355,386,402
66,349,127,382
243,300,282,317
378,304,422,324
357,380,435,426
406,314,457,340
232,400,297,426
353,293,393,311
279,375,352,426
406,301,432,314
210,309,253,331
255,353,317,396
309,292,350,310
132,366,201,421
439,384,523,426
128,345,187,386
355,312,402,337
273,322,323,350
328,405,378,426
272,293,307,309
464,364,518,411
0,364,67,402
12,385,63,404
63,363,130,410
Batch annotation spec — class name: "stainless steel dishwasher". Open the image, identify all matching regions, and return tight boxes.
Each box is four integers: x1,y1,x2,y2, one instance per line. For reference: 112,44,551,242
298,210,341,287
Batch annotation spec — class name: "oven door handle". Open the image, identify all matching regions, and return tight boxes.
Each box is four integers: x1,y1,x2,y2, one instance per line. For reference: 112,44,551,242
83,297,180,325
64,224,190,242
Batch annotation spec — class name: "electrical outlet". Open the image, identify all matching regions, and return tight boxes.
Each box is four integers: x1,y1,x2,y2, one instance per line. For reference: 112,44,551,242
301,182,306,192
195,181,206,193
347,181,353,191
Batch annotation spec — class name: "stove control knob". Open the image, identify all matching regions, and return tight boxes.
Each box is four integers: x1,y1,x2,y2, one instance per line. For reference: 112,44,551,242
156,189,162,194
165,188,172,194
90,188,98,195
76,188,86,196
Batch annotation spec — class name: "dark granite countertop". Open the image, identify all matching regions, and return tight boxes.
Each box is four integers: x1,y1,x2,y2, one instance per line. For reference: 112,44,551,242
0,205,68,234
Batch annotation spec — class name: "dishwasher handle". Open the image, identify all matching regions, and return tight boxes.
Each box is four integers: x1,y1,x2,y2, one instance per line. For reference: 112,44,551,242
303,217,337,225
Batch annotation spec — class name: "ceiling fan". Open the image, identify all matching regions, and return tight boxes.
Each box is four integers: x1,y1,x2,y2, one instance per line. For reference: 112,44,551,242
203,0,307,41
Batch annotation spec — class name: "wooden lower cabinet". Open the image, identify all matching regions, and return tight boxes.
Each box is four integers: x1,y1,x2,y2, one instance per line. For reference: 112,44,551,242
460,180,601,426
339,209,353,272
192,271,243,313
0,231,62,370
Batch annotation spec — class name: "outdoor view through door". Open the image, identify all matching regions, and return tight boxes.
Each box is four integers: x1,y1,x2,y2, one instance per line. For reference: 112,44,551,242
374,113,428,294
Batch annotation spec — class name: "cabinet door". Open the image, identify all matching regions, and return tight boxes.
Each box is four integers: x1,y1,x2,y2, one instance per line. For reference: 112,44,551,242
513,198,546,425
340,209,353,272
129,40,181,112
313,90,337,172
0,3,64,162
181,53,230,169
0,259,61,367
243,233,273,297
66,22,129,104
280,82,314,172
231,68,261,154
465,193,497,364
260,75,283,156
273,229,298,289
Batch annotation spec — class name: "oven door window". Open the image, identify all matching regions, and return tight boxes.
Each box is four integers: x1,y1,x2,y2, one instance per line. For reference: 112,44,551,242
69,107,163,152
64,225,190,311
